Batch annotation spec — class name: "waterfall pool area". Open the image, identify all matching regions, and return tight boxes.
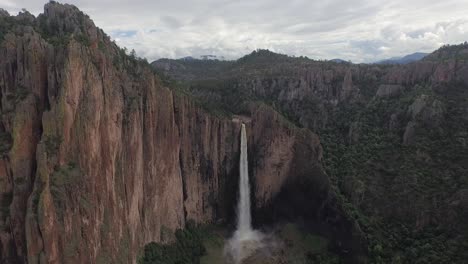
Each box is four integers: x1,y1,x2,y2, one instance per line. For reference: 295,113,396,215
200,223,335,264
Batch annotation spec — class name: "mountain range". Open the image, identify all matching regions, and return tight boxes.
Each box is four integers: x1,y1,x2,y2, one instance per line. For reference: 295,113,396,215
374,52,429,64
172,52,428,65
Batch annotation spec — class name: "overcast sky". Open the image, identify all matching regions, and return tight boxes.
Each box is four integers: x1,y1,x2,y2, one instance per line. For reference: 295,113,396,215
2,0,468,62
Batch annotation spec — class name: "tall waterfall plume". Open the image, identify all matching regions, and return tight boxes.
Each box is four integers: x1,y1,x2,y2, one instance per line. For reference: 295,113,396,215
225,123,266,264
237,123,252,235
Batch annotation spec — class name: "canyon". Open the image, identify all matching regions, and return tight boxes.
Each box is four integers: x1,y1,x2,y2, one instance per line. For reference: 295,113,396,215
153,44,468,262
0,3,357,263
0,2,467,264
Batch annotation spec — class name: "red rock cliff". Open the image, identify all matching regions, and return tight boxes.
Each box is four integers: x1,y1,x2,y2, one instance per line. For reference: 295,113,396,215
0,3,329,263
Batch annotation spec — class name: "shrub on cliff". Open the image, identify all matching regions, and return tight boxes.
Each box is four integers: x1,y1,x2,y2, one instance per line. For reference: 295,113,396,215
138,220,207,264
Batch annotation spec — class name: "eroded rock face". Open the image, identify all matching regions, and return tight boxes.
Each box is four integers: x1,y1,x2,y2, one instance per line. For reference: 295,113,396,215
403,121,417,145
348,122,361,144
0,3,339,263
376,84,403,97
0,21,49,262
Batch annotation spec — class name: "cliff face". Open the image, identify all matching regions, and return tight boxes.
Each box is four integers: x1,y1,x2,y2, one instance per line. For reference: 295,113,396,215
0,4,335,264
154,50,468,132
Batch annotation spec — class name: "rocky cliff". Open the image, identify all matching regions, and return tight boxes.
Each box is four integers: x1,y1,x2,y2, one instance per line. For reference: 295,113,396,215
0,3,346,263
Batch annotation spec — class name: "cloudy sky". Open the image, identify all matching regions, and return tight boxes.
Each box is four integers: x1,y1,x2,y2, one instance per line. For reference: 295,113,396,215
2,0,468,62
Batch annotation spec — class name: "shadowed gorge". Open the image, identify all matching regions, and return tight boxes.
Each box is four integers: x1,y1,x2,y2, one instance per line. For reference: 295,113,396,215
0,2,467,264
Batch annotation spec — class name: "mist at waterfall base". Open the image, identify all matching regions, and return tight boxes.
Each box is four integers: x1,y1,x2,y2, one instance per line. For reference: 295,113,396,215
224,124,278,263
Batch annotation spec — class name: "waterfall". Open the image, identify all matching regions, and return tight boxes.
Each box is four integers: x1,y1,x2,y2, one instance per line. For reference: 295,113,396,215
225,123,265,264
237,123,252,235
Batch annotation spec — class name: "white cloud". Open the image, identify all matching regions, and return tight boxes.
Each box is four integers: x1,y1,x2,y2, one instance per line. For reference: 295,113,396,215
2,0,468,62
0,0,18,8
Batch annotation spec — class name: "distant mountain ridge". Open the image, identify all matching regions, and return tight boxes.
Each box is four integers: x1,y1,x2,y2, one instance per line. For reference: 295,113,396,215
375,52,429,64
179,55,226,61
160,51,431,66
151,46,466,82
329,58,350,63
163,46,468,66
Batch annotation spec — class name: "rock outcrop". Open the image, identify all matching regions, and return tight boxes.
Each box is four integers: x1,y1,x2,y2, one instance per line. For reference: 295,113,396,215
376,84,403,97
407,95,445,127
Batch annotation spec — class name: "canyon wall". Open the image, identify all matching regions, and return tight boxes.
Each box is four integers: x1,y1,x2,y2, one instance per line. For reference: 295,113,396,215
0,3,336,263
154,49,468,133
